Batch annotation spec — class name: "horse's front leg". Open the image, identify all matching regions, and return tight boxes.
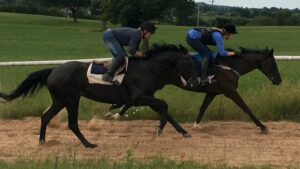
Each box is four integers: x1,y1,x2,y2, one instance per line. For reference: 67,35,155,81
134,95,191,138
224,91,268,134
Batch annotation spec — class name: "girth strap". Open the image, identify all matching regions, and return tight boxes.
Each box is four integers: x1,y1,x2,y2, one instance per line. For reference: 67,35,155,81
217,65,241,77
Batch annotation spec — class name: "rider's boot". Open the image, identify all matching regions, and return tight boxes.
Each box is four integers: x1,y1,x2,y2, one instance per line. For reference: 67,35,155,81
200,56,210,86
102,56,124,85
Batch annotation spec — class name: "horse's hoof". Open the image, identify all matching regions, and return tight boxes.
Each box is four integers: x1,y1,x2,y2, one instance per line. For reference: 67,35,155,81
156,127,162,136
0,98,7,103
183,133,192,138
112,113,120,120
85,144,98,148
261,127,269,134
193,122,200,128
39,140,46,145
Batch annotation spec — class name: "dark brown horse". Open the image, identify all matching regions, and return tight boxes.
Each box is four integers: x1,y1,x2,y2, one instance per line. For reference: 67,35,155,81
0,44,197,148
109,47,282,134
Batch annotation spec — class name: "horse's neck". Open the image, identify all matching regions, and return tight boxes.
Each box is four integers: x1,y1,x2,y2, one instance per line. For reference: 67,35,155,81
129,55,174,83
218,57,257,76
144,54,174,76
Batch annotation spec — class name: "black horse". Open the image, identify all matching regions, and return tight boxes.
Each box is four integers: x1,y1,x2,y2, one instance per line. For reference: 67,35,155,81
109,47,282,134
0,44,196,148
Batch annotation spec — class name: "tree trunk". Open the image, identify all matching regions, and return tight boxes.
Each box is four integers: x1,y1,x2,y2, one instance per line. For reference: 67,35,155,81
71,7,78,23
101,20,107,31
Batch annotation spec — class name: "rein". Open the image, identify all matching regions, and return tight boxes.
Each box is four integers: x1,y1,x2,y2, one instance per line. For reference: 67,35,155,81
217,51,265,78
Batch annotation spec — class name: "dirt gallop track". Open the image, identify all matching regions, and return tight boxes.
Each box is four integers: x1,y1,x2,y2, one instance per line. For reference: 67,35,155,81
0,117,300,167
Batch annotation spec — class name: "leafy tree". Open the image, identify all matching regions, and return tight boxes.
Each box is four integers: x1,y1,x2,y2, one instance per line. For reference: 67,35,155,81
168,0,195,25
75,0,196,27
116,0,170,27
212,17,232,27
276,9,292,25
91,0,117,30
43,0,91,23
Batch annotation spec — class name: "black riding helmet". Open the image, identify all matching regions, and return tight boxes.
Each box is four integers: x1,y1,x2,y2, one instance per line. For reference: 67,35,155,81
140,21,156,34
223,23,238,34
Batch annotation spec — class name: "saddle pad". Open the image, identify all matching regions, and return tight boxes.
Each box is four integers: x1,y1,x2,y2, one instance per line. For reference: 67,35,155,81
91,63,107,74
87,57,128,85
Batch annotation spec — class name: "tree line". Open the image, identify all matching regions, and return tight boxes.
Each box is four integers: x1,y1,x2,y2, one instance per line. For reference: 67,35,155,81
1,0,300,27
0,0,195,28
197,2,300,26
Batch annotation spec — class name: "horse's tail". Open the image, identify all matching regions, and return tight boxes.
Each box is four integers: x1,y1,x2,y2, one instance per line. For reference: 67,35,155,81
0,68,53,102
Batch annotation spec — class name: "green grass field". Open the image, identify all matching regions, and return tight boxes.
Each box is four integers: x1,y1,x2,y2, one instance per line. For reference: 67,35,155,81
0,152,287,169
0,12,300,122
0,158,280,169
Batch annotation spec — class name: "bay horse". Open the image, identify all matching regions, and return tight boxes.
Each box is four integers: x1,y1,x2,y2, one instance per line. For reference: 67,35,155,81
109,47,282,134
0,44,196,148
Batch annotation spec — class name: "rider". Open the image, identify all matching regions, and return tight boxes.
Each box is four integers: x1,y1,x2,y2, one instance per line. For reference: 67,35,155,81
102,21,156,84
186,23,238,85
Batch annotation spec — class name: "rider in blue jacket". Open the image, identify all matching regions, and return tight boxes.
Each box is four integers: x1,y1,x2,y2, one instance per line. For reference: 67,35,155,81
186,23,238,85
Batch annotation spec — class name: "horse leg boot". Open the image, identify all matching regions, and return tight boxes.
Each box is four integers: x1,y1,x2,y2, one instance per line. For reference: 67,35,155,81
200,56,210,85
102,56,124,85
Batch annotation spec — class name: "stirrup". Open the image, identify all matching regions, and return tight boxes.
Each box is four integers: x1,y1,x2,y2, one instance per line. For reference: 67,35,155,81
200,75,217,86
111,80,120,85
102,78,120,85
200,78,209,86
102,74,120,85
102,73,114,81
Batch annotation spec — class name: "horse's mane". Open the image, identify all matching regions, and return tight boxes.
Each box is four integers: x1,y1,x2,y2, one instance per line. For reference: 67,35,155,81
144,43,187,59
225,47,267,54
217,47,269,63
239,47,267,54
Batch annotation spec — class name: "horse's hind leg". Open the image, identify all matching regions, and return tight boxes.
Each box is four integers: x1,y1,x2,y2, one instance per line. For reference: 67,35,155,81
65,99,97,148
112,104,131,119
135,95,191,138
194,94,216,127
39,97,64,144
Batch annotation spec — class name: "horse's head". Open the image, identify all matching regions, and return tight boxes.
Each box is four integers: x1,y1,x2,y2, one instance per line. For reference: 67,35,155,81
145,44,196,86
174,45,198,86
240,47,282,85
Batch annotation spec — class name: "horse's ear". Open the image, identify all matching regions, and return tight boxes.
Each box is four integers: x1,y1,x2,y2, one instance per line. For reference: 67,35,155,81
239,46,245,53
179,44,186,51
265,46,269,52
179,44,184,49
269,49,274,56
179,44,188,55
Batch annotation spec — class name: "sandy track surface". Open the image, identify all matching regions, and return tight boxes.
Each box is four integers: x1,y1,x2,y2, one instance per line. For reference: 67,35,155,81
0,117,300,167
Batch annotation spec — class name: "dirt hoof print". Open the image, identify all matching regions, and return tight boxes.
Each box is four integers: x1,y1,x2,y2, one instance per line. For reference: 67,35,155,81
260,128,269,134
40,140,61,147
183,133,192,138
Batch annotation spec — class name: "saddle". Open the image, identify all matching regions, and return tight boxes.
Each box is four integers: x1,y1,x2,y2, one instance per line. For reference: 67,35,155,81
87,57,128,85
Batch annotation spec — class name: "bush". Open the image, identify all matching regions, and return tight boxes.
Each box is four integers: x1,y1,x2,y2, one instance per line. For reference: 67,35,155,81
232,17,252,26
254,16,276,26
